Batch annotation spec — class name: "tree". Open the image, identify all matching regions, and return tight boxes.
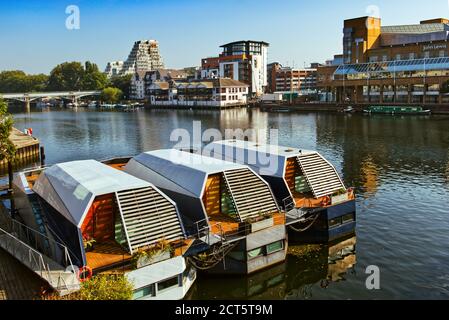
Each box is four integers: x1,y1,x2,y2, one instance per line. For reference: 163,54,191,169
82,61,108,90
47,62,85,91
43,274,134,300
0,71,48,93
110,74,132,99
0,96,16,191
78,275,134,300
101,87,123,103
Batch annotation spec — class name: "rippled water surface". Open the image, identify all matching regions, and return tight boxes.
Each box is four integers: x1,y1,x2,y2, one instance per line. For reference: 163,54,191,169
10,107,449,299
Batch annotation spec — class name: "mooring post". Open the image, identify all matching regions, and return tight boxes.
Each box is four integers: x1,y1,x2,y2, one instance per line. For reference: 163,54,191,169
40,146,46,166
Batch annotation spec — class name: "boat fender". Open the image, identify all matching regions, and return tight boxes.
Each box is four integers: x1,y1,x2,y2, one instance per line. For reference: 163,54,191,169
77,266,93,282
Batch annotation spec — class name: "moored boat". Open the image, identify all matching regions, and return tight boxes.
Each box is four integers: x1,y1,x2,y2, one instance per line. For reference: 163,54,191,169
12,160,197,300
124,149,288,275
363,105,431,115
204,140,357,243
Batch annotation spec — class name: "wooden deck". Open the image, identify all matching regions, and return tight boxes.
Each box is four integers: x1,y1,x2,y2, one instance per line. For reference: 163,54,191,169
107,163,127,171
85,241,132,271
173,239,194,257
0,248,46,300
209,212,286,237
209,215,241,236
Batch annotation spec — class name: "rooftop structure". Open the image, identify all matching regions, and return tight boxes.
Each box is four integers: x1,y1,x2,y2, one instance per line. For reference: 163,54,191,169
120,40,165,76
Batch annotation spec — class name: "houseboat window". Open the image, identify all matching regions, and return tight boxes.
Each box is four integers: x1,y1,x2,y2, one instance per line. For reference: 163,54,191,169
221,180,238,219
295,176,312,194
133,284,156,299
266,240,284,254
248,247,265,260
157,276,179,292
329,217,343,229
342,213,355,224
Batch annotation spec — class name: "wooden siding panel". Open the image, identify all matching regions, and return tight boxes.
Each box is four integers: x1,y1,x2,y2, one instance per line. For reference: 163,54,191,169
81,194,116,242
202,174,222,217
285,158,297,193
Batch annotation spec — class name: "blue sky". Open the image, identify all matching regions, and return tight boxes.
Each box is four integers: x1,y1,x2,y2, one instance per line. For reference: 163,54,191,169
1,0,449,74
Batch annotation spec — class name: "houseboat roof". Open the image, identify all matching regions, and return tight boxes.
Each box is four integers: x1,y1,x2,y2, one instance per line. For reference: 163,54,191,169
204,140,316,178
205,140,347,198
33,160,153,227
125,149,247,198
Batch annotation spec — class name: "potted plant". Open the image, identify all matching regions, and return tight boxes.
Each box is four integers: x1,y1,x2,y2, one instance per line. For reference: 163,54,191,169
247,212,274,233
83,236,96,252
331,188,349,205
132,240,173,269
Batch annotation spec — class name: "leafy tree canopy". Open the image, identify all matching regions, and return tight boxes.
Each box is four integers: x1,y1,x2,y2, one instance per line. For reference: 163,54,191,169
0,97,16,162
110,74,132,99
101,87,123,103
0,71,48,93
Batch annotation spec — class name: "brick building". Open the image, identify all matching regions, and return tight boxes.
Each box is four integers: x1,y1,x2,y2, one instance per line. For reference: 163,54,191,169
318,16,449,105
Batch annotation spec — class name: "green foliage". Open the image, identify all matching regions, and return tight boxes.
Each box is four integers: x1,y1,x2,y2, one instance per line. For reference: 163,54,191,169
82,235,96,251
110,74,132,99
47,61,108,91
0,71,48,93
333,188,347,196
79,274,133,300
101,87,123,103
82,61,109,90
131,240,173,269
0,61,109,94
47,62,85,91
0,97,16,162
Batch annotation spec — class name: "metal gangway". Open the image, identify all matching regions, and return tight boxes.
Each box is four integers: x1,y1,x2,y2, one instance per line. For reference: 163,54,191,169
0,214,80,296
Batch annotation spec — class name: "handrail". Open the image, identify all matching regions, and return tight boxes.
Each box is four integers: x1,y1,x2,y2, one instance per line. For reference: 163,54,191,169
8,218,76,270
0,226,79,292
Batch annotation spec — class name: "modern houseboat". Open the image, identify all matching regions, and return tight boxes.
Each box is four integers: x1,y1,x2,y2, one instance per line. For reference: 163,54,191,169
363,106,431,115
11,160,196,300
124,149,287,275
204,140,356,243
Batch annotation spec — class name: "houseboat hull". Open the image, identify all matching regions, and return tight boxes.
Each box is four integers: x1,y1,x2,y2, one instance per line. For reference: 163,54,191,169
288,200,356,244
126,256,196,300
204,225,288,275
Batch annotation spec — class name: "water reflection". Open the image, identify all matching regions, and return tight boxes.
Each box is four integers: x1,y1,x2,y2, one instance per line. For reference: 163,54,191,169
285,236,357,300
189,236,357,300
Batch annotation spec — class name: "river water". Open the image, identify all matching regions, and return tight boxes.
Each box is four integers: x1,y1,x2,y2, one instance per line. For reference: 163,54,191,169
9,106,449,299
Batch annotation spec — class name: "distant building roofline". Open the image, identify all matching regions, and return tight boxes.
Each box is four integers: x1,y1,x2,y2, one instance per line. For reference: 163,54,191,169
220,40,270,47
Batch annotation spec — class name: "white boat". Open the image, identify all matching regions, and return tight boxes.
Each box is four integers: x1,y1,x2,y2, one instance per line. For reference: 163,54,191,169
12,160,197,300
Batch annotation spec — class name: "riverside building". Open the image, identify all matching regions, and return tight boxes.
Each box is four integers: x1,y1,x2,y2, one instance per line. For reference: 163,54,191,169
201,41,269,97
119,40,165,76
318,16,449,105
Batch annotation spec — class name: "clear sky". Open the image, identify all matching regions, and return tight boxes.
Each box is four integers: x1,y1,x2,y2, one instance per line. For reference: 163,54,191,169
1,0,449,74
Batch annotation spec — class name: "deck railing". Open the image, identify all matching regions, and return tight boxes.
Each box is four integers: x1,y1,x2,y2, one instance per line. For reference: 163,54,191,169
0,226,79,295
6,218,77,271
